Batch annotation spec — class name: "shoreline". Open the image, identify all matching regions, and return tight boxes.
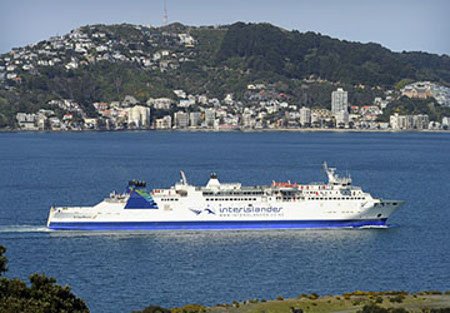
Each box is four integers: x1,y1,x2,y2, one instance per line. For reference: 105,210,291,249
1,128,449,134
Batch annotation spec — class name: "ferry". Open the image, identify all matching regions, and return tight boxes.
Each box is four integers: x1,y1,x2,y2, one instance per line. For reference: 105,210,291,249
46,163,404,230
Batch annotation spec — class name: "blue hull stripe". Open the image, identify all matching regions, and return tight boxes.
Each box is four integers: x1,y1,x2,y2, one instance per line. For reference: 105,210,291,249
48,219,388,230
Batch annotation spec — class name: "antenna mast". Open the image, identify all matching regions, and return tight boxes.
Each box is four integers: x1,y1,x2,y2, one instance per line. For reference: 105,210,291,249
163,0,168,26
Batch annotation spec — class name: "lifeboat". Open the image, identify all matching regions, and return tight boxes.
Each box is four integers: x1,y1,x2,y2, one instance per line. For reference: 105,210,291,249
271,181,298,188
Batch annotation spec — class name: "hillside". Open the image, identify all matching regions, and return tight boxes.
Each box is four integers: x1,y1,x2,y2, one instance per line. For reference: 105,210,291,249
0,22,449,128
217,22,450,86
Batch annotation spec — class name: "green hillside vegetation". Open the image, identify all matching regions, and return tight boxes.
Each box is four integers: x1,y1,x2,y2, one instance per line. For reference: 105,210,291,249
216,23,450,86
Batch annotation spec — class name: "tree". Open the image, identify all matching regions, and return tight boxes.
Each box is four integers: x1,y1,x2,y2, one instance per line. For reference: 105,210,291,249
0,246,89,313
0,245,7,275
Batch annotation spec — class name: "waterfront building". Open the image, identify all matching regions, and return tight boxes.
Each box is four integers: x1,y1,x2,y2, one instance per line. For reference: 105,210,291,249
442,117,450,129
335,110,350,128
390,114,400,130
390,113,413,130
189,112,201,127
242,113,255,128
36,114,48,130
16,113,37,130
155,115,172,129
331,88,348,114
429,121,441,130
399,115,414,130
174,111,189,128
204,108,215,127
127,105,150,128
413,114,429,130
299,106,311,127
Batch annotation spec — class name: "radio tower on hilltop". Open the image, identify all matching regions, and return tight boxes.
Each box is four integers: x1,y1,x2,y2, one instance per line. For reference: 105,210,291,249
163,0,168,26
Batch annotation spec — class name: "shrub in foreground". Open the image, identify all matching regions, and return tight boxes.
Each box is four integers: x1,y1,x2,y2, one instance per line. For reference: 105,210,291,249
0,246,89,313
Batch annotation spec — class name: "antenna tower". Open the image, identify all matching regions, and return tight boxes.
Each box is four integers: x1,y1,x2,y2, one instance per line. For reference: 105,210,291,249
163,0,168,26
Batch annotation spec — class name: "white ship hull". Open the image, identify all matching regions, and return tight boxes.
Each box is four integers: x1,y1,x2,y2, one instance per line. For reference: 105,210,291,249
47,164,403,231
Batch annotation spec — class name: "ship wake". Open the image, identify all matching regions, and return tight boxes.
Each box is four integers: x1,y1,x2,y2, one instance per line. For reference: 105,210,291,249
0,225,51,233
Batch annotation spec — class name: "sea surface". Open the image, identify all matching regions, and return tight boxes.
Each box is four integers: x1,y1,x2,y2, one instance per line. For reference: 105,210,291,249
0,131,449,313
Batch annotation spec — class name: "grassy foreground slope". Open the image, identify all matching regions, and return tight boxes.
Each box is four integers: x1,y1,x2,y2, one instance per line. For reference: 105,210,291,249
206,292,450,313
137,292,450,313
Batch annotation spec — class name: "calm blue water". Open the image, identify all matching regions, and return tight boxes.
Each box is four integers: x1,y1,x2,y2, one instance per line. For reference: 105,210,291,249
0,131,449,313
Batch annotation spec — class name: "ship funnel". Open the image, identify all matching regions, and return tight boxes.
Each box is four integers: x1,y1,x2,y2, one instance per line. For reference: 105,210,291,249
206,172,220,188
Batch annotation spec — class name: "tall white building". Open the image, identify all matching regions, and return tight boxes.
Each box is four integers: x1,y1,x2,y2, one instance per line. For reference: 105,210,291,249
174,111,189,128
331,88,348,114
204,108,215,127
127,105,150,128
299,106,311,127
189,112,201,127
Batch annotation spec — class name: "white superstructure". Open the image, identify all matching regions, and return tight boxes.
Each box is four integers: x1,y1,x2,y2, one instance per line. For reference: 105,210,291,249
47,163,404,230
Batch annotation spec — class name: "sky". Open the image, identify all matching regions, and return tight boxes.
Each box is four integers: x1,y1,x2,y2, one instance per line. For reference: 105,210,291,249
1,0,449,55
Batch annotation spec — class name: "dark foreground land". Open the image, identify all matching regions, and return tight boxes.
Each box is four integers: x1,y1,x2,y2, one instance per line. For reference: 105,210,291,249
135,292,450,313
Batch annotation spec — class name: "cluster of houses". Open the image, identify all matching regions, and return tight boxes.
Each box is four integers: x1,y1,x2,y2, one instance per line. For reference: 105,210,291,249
401,81,450,106
14,82,450,131
0,24,196,84
2,22,449,132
